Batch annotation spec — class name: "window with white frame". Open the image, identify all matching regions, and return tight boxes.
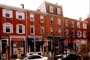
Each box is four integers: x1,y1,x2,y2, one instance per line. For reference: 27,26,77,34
65,29,69,37
3,23,13,33
2,9,13,18
30,13,34,21
49,5,54,13
72,30,75,38
50,27,53,33
58,29,61,33
77,22,80,28
16,11,25,20
83,23,87,29
40,15,44,23
16,24,25,34
57,8,61,15
65,20,69,27
50,17,54,24
30,25,34,34
40,26,45,35
71,21,75,28
83,31,87,38
58,18,61,25
77,31,82,38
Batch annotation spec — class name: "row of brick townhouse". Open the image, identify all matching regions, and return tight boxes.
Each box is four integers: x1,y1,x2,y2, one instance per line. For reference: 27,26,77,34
85,17,90,52
64,17,88,51
0,1,89,59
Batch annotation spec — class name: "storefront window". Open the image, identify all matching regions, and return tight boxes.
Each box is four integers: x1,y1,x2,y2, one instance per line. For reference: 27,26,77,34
11,41,25,56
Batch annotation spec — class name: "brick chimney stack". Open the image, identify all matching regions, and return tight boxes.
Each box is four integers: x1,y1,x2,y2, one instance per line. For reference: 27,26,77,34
21,4,24,9
79,17,82,21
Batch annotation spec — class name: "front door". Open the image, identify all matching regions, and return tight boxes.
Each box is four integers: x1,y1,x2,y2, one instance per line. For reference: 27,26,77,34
1,39,8,59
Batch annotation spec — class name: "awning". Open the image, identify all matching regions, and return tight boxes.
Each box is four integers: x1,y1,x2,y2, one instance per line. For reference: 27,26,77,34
27,38,44,46
11,38,25,41
47,36,65,41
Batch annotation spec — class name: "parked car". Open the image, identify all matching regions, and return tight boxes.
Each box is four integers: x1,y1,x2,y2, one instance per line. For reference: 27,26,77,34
62,54,80,60
23,54,48,60
55,53,69,60
26,52,42,56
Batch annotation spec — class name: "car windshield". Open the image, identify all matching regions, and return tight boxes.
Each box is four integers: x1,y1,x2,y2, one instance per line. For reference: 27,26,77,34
27,55,42,59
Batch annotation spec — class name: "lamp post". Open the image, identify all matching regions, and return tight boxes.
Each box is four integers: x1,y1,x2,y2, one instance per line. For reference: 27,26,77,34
33,18,36,52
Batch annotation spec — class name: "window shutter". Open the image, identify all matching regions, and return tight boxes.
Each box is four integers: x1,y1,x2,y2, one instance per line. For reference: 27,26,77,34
16,24,19,33
23,25,25,34
11,24,13,33
3,23,6,33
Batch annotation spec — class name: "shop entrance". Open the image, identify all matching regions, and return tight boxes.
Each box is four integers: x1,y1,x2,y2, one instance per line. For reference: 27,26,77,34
1,39,8,59
11,41,25,58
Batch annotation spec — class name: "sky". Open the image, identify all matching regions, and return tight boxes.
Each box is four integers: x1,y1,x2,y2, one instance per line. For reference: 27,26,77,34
0,0,89,20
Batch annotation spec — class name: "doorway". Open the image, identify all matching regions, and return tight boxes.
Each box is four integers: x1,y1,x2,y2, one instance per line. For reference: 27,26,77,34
1,39,8,59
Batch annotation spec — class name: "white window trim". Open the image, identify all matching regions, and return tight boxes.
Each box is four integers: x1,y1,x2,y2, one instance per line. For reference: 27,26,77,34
16,24,25,34
83,31,87,38
3,23,13,33
16,11,25,20
30,13,34,21
65,29,69,37
65,20,69,27
50,27,53,33
40,15,44,23
83,23,87,29
30,25,35,35
72,30,75,38
58,29,61,33
71,21,75,28
49,5,54,13
77,31,82,38
58,18,61,25
50,17,54,24
57,8,61,15
40,26,45,34
2,9,13,18
77,22,80,28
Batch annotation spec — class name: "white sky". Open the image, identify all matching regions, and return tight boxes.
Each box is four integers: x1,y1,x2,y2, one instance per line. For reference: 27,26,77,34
0,0,89,20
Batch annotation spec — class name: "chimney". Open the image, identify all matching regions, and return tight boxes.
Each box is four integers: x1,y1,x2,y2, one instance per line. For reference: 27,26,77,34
21,4,24,9
55,3,58,6
37,9,40,12
79,17,82,21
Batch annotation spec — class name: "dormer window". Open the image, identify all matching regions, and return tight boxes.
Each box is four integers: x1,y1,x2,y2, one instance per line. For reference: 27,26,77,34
49,6,54,13
57,8,61,15
2,9,13,18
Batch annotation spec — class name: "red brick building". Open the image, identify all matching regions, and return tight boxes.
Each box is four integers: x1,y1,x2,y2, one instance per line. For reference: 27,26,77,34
0,2,64,59
85,17,90,40
64,17,88,50
0,1,88,59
